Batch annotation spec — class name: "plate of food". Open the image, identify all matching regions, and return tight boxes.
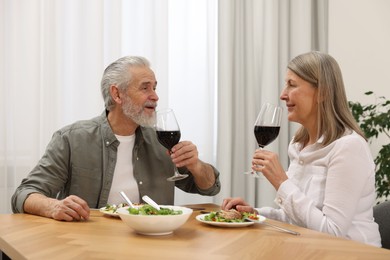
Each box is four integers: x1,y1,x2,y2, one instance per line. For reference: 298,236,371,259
196,209,266,227
99,203,129,217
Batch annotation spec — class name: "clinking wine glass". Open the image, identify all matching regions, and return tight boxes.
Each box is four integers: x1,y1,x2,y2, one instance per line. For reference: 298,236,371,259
244,103,282,177
155,108,189,181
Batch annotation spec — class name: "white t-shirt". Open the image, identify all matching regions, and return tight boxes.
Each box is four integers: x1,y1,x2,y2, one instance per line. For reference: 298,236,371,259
107,134,140,205
258,131,381,247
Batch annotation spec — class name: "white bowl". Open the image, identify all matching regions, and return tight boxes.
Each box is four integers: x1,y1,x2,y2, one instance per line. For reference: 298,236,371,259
116,205,193,235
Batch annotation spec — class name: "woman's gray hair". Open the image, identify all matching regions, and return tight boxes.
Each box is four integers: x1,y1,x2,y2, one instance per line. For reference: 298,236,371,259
101,56,150,111
288,51,365,146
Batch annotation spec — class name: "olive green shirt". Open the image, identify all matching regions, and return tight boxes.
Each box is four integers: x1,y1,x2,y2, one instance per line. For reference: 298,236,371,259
11,111,220,213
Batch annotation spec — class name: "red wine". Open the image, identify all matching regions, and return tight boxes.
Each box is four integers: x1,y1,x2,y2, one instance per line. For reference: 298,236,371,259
156,130,181,150
254,126,280,148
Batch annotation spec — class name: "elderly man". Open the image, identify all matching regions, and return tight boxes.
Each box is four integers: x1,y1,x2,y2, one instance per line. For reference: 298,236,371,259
12,56,220,221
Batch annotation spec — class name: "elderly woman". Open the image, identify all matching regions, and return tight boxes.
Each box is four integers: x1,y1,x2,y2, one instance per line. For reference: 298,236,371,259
222,51,381,247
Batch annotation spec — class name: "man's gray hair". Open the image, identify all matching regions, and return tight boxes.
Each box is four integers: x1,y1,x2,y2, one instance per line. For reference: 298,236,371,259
101,56,150,111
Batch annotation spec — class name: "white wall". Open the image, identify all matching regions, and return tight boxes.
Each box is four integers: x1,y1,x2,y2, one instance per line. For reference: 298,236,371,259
328,0,390,155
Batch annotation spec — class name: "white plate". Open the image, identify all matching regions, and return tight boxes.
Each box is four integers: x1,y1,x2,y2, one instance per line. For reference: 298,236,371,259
196,214,266,227
99,207,120,217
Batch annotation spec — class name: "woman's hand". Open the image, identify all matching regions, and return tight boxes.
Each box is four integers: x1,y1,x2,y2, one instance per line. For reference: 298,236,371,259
252,149,288,190
221,197,258,214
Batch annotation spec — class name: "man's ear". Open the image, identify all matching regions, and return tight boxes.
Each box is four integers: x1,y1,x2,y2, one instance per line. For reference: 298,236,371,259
110,85,122,103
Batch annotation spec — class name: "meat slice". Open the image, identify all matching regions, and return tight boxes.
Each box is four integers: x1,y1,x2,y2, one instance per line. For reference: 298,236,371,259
219,209,242,220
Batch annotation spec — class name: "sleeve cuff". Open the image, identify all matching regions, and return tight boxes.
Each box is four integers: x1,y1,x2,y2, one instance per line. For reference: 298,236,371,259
274,179,299,208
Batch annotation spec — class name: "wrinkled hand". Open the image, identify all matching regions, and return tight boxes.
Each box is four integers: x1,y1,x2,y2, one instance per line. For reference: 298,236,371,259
221,197,258,214
50,195,90,221
171,141,201,172
169,140,216,189
252,148,287,190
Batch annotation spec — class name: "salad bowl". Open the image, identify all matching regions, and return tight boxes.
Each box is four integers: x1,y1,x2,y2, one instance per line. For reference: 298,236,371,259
116,205,193,235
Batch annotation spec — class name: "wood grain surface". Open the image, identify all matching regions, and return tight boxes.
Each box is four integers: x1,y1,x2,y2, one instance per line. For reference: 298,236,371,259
0,203,389,259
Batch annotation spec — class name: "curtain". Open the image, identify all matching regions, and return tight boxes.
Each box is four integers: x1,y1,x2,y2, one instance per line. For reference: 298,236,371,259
215,0,328,207
0,0,217,213
0,0,328,214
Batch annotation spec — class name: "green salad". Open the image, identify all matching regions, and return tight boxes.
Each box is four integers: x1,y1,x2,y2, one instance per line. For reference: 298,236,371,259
204,210,257,223
103,203,128,213
128,204,183,215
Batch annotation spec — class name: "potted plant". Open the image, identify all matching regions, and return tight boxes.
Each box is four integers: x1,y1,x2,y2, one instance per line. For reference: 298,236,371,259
349,91,390,201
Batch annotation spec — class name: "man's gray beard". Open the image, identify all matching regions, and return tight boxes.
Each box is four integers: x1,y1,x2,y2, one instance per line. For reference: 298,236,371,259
122,98,156,127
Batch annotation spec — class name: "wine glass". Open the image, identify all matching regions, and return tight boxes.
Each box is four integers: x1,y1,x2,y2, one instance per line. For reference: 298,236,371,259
155,108,189,181
244,103,282,177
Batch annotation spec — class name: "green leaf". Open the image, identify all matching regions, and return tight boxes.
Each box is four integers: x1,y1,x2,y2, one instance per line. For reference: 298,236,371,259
349,91,390,199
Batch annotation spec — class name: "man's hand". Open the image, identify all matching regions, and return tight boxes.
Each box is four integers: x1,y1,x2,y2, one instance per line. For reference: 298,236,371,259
171,141,199,171
24,193,90,221
171,141,216,189
50,195,90,221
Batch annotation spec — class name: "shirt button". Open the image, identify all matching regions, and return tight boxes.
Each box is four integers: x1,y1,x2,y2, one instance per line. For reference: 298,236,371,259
299,160,304,165
277,198,283,204
139,181,143,185
106,141,110,145
136,157,139,161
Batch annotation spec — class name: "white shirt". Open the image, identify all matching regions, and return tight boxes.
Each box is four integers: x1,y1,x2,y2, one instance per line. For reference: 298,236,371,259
107,134,140,205
258,130,381,247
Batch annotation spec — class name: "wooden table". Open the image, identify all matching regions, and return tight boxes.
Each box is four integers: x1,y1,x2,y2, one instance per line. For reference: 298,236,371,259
0,203,389,259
